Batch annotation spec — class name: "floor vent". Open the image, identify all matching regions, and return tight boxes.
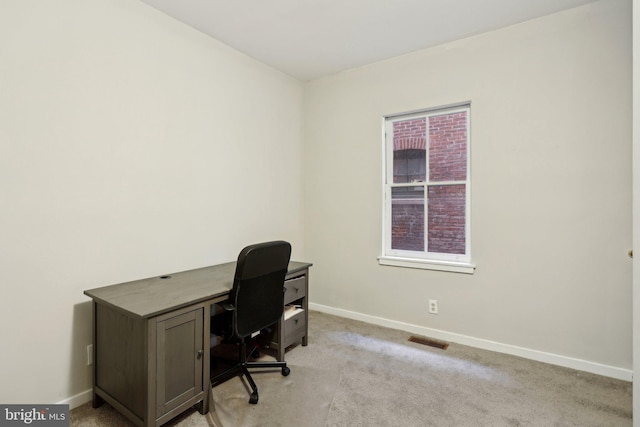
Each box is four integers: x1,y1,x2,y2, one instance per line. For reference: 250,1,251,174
408,336,449,350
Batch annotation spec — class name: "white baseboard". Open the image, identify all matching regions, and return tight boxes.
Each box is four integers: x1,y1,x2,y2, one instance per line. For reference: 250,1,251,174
58,389,92,410
309,303,632,382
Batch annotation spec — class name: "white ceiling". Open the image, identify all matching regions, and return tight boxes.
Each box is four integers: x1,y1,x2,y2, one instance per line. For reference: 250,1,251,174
139,0,598,81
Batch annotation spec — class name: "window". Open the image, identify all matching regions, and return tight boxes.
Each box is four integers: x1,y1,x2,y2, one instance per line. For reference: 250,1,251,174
379,103,475,273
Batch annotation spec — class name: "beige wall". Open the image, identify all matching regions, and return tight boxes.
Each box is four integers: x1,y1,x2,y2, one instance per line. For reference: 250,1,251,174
0,0,303,405
303,0,632,377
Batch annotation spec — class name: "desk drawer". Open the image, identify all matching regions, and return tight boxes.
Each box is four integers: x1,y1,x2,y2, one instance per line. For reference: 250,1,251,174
284,309,305,342
284,276,306,305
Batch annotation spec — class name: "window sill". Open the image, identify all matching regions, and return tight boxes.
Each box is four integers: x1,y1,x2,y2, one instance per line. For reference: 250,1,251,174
378,256,476,274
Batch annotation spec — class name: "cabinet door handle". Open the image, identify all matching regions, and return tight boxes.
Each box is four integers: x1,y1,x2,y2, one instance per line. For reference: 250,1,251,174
197,350,204,359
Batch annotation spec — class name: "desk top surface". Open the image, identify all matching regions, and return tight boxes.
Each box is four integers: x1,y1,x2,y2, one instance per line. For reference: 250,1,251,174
84,261,312,319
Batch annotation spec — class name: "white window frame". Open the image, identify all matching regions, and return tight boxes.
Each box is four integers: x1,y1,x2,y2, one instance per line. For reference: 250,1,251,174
378,102,475,274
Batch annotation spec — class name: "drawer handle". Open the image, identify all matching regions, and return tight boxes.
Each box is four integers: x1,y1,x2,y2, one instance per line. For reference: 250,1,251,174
294,319,299,324
293,287,299,293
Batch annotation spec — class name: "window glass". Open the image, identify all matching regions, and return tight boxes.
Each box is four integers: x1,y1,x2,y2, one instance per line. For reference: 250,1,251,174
429,112,467,182
391,186,424,251
427,184,466,255
392,118,426,183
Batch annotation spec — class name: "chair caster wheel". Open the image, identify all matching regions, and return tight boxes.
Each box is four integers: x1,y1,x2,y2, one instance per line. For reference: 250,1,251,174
282,366,290,376
249,392,258,404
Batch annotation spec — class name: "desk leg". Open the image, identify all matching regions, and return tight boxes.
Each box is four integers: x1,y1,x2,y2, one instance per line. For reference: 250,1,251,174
277,316,285,362
92,393,104,408
91,301,104,408
198,303,212,415
195,377,210,415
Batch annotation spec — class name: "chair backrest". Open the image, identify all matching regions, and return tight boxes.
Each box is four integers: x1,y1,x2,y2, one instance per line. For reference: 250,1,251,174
230,241,292,338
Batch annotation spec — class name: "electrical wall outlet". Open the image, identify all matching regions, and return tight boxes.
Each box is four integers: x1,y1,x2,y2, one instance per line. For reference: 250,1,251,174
428,299,438,314
87,344,93,366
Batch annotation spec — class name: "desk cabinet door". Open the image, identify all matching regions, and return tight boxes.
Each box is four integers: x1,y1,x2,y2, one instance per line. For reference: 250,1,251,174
156,308,204,417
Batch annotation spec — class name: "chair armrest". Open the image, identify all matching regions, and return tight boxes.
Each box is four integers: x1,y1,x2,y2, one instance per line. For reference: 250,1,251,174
219,301,236,312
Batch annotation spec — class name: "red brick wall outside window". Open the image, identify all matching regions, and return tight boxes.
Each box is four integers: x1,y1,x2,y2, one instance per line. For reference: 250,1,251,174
388,108,468,257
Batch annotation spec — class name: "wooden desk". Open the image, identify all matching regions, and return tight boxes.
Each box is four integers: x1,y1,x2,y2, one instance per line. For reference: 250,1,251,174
84,261,312,427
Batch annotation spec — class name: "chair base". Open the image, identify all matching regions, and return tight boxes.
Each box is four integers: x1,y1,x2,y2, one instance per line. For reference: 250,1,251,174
211,339,290,404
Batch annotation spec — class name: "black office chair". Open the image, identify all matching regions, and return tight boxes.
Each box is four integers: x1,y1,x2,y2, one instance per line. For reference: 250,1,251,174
210,241,292,404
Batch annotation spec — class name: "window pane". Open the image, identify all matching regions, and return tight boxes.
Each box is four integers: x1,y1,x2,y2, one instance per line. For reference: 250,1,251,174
393,118,426,183
391,186,424,251
428,185,465,255
393,149,426,183
429,112,467,182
